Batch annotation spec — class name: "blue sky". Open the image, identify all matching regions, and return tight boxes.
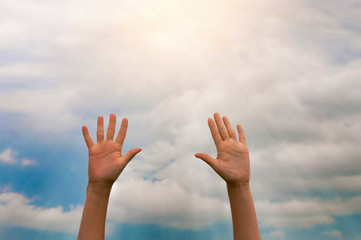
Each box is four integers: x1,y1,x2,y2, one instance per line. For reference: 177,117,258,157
1,0,361,239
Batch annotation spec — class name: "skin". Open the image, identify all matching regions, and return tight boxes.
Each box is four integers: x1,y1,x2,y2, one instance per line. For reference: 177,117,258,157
78,112,259,240
78,113,141,240
195,113,260,240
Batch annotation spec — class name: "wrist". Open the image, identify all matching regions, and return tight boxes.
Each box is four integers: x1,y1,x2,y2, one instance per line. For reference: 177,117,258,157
87,181,113,195
227,181,252,201
227,181,250,191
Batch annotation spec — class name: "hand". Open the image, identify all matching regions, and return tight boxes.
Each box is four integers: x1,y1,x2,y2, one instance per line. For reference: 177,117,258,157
82,113,142,187
195,113,250,187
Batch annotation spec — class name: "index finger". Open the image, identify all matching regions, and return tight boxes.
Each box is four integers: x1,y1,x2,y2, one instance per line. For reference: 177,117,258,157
115,118,128,145
82,125,94,149
208,118,222,147
237,124,246,145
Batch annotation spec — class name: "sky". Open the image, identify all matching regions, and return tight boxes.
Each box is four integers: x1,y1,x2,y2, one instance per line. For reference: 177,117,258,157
0,0,361,239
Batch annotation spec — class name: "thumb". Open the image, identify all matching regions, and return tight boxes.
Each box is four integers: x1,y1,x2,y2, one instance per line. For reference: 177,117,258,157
195,153,217,169
123,148,142,164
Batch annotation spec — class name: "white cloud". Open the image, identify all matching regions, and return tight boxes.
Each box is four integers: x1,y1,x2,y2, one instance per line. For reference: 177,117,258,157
108,179,230,229
0,148,16,164
268,230,284,237
0,148,37,167
0,184,229,233
0,192,82,233
325,230,342,237
20,158,37,167
262,230,285,240
0,0,361,234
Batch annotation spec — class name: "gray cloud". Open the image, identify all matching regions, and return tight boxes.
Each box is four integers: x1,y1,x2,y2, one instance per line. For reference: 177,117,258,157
257,195,361,228
1,0,361,232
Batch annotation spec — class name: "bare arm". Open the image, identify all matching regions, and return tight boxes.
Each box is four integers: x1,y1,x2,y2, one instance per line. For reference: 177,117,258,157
78,114,141,240
195,113,260,240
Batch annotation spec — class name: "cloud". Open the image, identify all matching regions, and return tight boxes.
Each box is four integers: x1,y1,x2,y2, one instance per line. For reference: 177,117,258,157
0,148,16,164
262,230,285,240
249,141,361,199
0,192,82,233
267,230,284,237
257,195,361,228
0,0,361,236
0,148,37,167
324,230,342,237
0,182,228,233
20,158,37,167
108,179,230,229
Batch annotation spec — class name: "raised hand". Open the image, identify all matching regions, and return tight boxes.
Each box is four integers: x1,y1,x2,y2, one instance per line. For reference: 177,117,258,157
82,113,142,187
196,113,260,240
195,113,250,187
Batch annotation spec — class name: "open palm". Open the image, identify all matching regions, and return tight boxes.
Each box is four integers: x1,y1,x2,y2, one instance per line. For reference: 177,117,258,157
195,113,250,186
82,114,141,187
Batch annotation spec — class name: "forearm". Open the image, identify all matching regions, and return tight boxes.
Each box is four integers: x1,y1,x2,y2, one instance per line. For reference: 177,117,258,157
78,183,112,240
227,183,260,240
